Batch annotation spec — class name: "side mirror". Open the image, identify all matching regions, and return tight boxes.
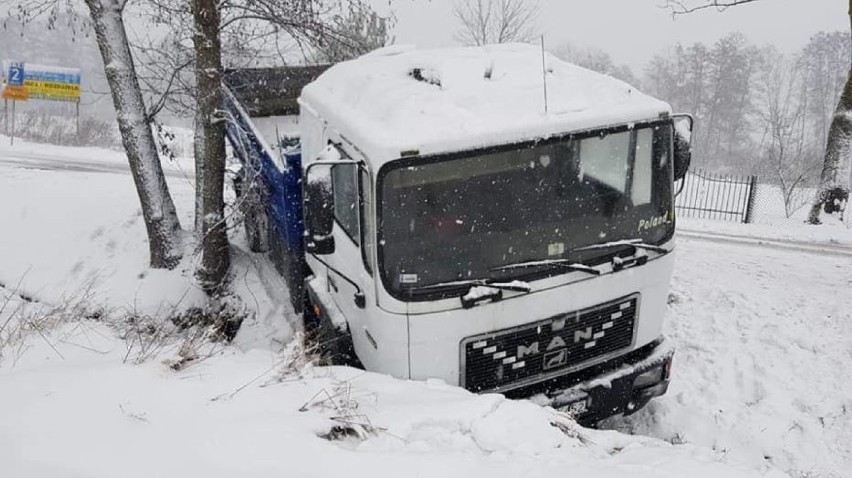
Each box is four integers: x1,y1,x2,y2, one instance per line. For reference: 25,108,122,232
673,114,693,182
304,163,336,254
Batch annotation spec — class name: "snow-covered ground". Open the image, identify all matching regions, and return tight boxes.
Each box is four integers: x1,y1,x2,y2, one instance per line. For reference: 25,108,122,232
0,135,200,314
603,233,852,478
679,216,852,248
2,140,851,477
0,136,292,351
1,319,778,478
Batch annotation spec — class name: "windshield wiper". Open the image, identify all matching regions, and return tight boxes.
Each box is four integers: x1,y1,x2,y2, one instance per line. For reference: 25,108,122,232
572,239,668,254
572,239,669,272
406,278,532,308
407,278,532,294
490,259,602,276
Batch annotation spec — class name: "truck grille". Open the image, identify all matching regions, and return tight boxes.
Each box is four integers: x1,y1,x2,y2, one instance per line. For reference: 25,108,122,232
461,295,638,392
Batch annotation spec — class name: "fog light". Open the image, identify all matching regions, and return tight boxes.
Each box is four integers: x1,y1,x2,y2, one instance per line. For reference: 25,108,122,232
633,367,663,389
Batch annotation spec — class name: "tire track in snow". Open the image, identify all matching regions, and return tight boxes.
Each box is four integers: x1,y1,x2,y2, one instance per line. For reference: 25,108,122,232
0,153,191,180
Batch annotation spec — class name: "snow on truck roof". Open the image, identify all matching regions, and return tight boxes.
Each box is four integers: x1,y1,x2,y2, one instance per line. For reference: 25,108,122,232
299,43,672,162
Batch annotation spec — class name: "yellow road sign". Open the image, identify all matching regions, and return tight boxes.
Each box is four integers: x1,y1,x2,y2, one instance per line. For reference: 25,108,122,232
2,85,28,101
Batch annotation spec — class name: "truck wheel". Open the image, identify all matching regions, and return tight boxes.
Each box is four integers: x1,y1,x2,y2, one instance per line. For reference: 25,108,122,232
303,295,362,368
230,170,268,252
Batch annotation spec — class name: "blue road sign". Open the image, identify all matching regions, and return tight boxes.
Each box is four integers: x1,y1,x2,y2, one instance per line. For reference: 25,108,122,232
8,63,25,86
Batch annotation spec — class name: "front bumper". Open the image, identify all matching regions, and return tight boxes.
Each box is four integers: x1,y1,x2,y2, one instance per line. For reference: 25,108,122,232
509,338,674,424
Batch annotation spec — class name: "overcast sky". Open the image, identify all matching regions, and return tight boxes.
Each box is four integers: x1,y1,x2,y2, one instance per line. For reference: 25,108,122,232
387,0,849,72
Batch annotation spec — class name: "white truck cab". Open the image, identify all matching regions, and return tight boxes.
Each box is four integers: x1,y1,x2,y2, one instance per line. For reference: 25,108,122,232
226,43,692,422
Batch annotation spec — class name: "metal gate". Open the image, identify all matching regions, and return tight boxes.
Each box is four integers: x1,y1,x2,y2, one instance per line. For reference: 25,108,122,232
675,169,757,223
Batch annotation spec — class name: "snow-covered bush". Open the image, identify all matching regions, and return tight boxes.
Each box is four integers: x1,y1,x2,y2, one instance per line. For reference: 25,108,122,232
9,110,122,149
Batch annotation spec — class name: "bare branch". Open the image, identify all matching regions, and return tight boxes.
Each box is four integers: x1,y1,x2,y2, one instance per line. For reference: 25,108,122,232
453,0,539,46
663,0,760,15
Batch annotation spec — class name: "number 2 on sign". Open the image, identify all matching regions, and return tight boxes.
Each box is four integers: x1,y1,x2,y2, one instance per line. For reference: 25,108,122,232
8,63,25,86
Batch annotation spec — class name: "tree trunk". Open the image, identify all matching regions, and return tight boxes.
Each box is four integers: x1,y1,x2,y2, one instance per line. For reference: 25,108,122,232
808,0,852,224
83,0,183,269
192,0,230,292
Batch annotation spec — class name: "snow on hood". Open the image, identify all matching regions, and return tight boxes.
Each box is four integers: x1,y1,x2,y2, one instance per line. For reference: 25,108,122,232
300,43,672,162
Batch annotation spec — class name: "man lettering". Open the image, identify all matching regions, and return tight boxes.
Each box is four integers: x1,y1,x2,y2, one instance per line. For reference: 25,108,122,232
517,342,540,359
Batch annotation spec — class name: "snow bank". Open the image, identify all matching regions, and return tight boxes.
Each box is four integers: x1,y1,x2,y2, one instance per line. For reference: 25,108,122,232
0,140,291,350
679,217,852,247
0,154,201,315
0,320,778,478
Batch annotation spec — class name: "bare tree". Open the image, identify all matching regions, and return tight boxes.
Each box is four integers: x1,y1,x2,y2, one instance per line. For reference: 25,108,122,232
11,0,391,283
756,49,821,217
703,33,760,167
135,0,295,124
139,0,393,291
665,0,851,223
801,32,851,146
664,0,759,14
86,1,183,270
552,43,641,87
312,1,393,63
645,34,759,172
191,0,230,292
453,0,539,46
11,0,185,269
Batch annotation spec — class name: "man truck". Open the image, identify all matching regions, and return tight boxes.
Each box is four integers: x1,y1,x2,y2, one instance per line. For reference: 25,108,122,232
223,43,693,423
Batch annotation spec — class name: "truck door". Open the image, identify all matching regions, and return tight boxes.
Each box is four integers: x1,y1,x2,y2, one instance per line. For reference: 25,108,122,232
322,156,406,376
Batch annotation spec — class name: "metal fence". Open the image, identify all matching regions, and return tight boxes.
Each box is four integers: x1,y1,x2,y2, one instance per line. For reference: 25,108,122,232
675,169,758,223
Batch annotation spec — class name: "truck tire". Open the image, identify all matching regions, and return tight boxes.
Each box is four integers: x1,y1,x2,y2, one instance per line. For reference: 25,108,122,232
232,172,269,253
302,293,362,368
242,187,269,253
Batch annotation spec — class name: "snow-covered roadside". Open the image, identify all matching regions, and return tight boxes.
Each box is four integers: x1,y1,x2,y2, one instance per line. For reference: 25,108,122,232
679,217,852,247
0,134,195,177
0,284,39,365
0,154,202,315
0,142,291,351
604,235,852,478
0,317,778,478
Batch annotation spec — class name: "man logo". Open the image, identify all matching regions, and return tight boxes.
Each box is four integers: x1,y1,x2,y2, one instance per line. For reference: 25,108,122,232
517,342,539,359
518,335,567,360
543,349,567,370
546,336,566,350
574,327,594,343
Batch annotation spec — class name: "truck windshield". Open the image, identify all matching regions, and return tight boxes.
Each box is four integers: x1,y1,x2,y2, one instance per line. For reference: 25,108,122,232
377,122,675,300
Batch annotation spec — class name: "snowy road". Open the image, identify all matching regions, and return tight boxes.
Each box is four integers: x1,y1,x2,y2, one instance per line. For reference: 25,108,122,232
679,228,852,259
0,146,193,179
605,234,852,478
